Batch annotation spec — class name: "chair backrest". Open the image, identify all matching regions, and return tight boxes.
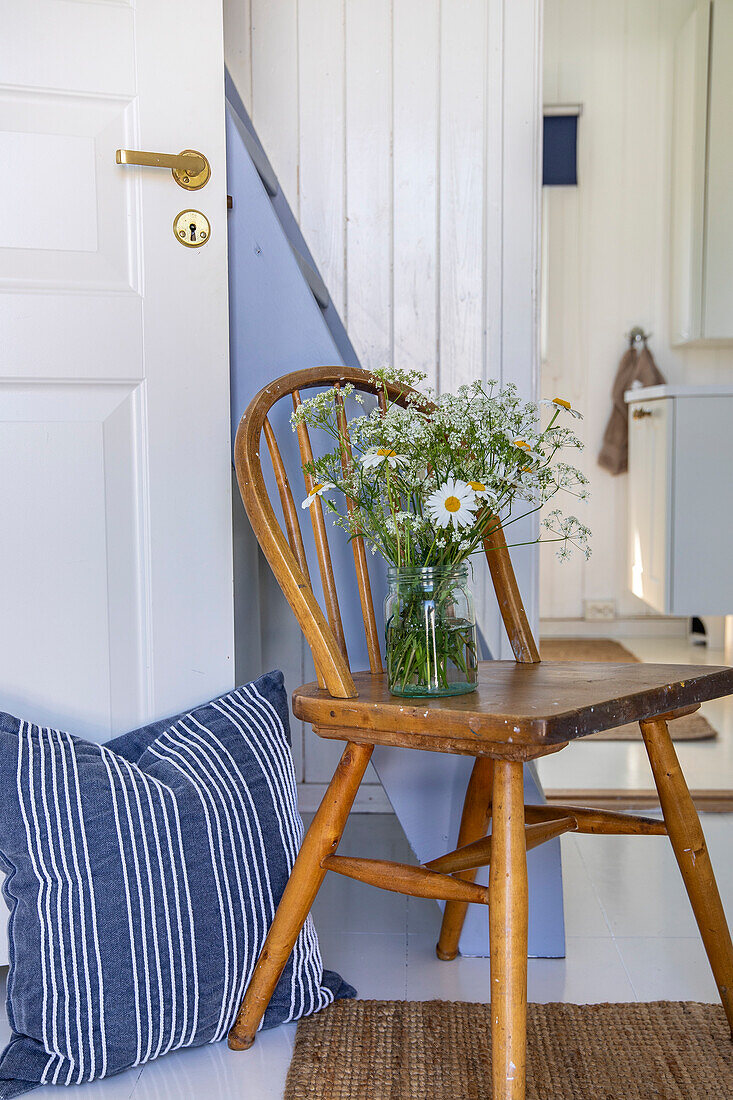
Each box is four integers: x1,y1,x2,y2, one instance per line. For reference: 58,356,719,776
234,366,540,700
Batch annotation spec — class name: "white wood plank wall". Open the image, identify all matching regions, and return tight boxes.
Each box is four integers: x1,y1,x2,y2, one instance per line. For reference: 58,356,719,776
541,0,733,623
226,0,501,393
223,0,542,800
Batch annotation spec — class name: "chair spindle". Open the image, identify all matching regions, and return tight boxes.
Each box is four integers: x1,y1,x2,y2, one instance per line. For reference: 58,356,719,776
292,390,349,663
263,417,311,582
263,415,326,688
483,517,540,664
334,386,383,675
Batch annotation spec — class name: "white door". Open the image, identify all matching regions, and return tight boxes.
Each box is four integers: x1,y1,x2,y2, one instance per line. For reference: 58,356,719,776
1,3,233,793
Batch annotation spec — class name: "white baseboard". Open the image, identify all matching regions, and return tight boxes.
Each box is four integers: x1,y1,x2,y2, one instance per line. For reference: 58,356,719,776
297,781,392,813
540,616,688,639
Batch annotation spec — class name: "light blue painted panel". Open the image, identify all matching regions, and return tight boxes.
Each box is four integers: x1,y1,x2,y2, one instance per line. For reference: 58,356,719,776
373,750,565,957
225,77,564,957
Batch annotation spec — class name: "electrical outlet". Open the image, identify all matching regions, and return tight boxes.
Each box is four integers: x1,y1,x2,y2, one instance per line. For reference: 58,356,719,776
584,599,616,622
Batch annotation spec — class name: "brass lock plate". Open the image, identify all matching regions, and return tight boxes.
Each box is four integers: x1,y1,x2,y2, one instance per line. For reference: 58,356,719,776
173,149,211,190
174,210,211,248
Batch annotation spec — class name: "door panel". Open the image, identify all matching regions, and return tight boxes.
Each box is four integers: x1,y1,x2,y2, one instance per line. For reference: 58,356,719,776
0,93,139,290
0,383,145,738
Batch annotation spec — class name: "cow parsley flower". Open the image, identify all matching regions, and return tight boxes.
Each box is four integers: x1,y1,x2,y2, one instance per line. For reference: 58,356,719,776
506,472,543,503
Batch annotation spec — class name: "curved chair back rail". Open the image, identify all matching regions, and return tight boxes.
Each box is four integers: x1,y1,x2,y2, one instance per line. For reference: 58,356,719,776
233,366,540,701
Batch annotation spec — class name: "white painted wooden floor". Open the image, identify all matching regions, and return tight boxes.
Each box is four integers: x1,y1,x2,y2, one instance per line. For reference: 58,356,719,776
537,634,733,792
2,808,731,1099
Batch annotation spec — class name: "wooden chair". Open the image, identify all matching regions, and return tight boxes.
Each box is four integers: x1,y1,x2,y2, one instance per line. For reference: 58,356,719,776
228,365,733,1100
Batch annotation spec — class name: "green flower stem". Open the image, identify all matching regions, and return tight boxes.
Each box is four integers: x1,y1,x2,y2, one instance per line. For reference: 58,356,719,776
386,576,477,696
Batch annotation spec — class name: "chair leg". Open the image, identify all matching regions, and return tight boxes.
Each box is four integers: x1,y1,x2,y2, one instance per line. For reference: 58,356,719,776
640,717,733,1034
436,756,494,961
228,740,373,1050
489,760,528,1100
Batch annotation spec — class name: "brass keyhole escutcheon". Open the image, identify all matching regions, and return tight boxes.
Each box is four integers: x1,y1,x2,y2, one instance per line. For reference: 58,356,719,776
173,209,211,248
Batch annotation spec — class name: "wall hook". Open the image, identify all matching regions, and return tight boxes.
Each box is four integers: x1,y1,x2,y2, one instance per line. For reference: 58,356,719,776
627,326,651,347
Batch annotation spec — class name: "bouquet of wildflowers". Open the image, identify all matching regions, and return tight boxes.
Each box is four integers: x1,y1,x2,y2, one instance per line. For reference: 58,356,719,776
292,366,590,565
292,367,590,695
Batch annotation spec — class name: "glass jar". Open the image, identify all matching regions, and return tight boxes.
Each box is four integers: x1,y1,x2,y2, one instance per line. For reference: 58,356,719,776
384,565,478,697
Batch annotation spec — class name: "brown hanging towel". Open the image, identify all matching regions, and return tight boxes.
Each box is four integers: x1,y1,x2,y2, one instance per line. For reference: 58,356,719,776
597,341,665,475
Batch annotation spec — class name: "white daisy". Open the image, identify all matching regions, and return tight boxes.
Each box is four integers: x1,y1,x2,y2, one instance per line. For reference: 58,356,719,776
467,479,491,499
511,439,543,462
425,480,476,529
541,396,583,420
301,481,336,509
360,447,409,470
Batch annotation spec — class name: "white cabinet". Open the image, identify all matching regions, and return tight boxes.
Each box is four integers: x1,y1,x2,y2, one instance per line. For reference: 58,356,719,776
670,0,733,344
627,386,733,614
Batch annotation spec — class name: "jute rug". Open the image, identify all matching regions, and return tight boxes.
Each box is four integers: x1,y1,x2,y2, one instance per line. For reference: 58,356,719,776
540,638,717,741
285,999,733,1100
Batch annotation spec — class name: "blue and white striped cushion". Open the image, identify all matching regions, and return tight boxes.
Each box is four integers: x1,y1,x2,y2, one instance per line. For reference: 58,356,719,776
0,672,353,1097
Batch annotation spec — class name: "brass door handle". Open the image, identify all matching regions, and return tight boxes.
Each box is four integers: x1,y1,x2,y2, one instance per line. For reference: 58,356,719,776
115,148,210,190
632,407,653,419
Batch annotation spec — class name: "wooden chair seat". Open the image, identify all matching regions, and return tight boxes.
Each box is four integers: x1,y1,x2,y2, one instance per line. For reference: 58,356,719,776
227,366,733,1100
294,661,733,759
